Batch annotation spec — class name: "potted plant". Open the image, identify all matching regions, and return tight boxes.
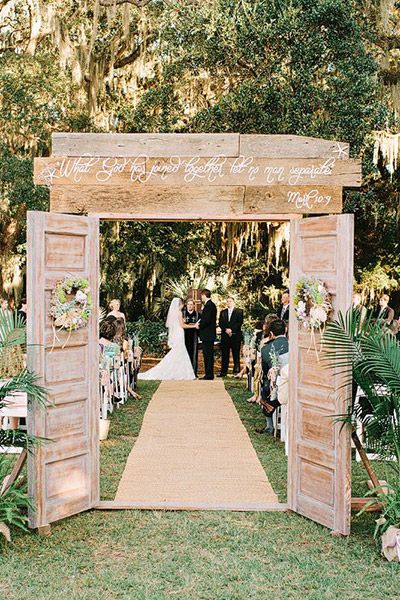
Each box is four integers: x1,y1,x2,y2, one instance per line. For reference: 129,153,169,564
323,309,400,559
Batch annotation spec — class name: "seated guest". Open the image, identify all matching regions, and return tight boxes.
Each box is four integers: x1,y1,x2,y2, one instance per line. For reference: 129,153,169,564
374,294,394,327
18,298,27,324
112,317,140,399
107,298,126,321
261,313,279,349
246,314,278,402
256,319,289,434
99,316,120,357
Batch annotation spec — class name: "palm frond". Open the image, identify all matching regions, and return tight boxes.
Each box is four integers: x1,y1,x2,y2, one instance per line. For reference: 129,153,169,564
0,310,26,350
0,369,47,408
0,429,47,451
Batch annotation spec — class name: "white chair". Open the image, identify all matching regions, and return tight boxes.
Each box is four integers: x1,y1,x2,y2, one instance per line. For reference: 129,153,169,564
354,384,391,462
0,391,28,454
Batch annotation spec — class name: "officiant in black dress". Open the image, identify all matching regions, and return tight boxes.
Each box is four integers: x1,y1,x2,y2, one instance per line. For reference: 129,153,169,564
183,298,199,376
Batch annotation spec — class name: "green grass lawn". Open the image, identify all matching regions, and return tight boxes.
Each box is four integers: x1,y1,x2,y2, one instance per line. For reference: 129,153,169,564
0,379,399,600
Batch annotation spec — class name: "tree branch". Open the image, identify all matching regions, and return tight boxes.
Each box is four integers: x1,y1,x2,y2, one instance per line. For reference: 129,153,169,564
114,34,155,68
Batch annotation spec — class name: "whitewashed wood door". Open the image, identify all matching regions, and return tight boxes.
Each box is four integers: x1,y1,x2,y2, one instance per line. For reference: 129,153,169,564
27,211,99,528
288,214,353,535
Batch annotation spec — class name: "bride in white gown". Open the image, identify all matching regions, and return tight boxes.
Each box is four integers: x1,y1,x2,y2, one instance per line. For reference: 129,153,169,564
138,297,196,381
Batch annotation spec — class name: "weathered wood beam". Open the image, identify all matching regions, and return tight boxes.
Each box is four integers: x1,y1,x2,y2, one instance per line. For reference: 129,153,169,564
244,186,342,214
51,133,241,158
239,135,350,160
49,183,341,217
34,156,360,188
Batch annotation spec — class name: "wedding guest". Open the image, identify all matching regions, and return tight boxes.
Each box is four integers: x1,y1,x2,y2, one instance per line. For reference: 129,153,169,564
374,294,394,327
0,297,10,316
219,296,244,376
107,299,126,321
276,291,290,323
256,319,289,434
246,314,278,403
353,293,367,324
18,298,27,324
183,298,199,376
113,317,140,399
261,313,279,348
196,289,217,380
99,316,120,357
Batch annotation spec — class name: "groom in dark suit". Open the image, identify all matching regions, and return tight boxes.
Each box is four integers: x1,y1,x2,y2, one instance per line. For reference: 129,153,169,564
196,289,217,380
219,296,243,376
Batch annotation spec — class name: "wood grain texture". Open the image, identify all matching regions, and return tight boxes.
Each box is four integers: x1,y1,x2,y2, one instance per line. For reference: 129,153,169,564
94,500,289,512
288,214,353,536
35,155,361,188
51,132,240,157
27,211,99,529
244,186,342,214
49,184,339,218
239,135,350,159
50,185,245,217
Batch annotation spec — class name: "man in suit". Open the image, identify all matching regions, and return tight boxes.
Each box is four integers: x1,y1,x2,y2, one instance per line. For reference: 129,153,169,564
219,296,244,376
374,294,394,327
256,319,289,434
183,298,199,375
276,290,290,323
196,289,217,380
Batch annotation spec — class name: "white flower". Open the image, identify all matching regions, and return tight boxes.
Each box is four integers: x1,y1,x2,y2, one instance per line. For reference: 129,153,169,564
75,290,87,304
310,306,327,323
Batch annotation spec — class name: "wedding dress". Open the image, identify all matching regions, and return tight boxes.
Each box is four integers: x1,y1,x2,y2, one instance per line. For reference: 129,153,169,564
138,298,196,381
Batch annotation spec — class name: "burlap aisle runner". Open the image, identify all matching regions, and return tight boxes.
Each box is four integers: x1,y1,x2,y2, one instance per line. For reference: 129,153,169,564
115,380,278,510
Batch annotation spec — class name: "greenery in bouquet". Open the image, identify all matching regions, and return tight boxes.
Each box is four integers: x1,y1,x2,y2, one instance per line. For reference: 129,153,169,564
294,276,333,331
50,277,92,332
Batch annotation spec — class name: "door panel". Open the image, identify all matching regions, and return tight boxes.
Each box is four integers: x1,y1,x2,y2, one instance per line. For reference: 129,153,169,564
27,211,99,528
288,214,353,535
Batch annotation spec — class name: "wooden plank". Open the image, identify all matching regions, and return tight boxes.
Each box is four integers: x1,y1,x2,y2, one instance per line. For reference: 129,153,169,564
351,498,383,512
51,132,240,158
90,212,302,222
49,185,341,220
50,185,245,217
0,449,27,496
35,156,361,188
27,211,99,529
240,135,350,160
244,186,342,214
288,214,353,535
94,500,289,512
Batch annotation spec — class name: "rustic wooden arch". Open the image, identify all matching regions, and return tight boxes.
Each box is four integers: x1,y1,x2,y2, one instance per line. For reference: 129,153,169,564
27,133,360,535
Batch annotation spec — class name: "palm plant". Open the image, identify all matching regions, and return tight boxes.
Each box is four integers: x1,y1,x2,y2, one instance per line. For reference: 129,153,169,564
323,310,400,472
0,310,47,540
323,309,400,540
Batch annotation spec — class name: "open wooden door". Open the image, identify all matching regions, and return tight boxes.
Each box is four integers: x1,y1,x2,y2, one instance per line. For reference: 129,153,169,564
288,214,353,535
26,211,99,529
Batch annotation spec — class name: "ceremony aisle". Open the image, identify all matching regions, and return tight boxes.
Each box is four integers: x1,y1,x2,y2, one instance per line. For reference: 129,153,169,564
115,380,278,509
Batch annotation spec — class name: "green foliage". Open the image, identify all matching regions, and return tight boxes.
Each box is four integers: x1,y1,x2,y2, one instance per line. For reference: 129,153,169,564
0,455,31,540
323,309,400,477
370,483,400,538
126,317,167,356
